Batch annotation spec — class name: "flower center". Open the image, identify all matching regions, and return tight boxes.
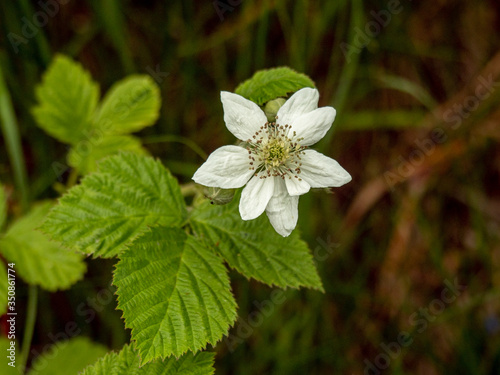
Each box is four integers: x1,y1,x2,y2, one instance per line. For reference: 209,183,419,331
245,120,306,179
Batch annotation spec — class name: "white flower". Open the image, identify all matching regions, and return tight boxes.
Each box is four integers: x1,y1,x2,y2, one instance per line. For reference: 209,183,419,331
193,87,351,237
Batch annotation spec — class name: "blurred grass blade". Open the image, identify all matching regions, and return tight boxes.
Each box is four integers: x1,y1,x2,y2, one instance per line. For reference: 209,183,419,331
89,0,134,73
340,110,426,130
332,0,363,113
377,73,438,110
0,64,29,210
17,0,51,66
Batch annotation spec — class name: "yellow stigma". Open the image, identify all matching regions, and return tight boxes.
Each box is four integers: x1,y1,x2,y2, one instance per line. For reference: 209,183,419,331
245,120,306,179
264,139,289,168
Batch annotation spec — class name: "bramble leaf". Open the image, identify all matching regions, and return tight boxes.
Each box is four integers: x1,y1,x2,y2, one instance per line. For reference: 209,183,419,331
32,55,99,144
114,227,237,363
190,199,323,291
235,67,315,106
28,337,108,375
67,135,147,175
0,202,86,291
80,344,215,375
41,153,186,258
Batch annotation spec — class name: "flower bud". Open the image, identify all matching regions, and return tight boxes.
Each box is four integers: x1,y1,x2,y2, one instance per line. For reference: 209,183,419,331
203,186,236,205
264,98,286,122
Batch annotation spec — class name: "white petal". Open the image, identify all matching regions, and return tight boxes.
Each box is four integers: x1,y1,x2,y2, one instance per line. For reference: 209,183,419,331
193,145,254,188
221,91,268,141
284,174,310,196
239,175,274,220
276,88,319,126
288,107,336,146
299,149,351,188
265,179,299,237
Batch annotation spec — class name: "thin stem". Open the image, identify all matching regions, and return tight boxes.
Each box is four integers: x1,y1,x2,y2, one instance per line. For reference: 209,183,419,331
0,62,29,211
180,182,198,197
20,285,38,373
142,134,208,160
66,168,79,189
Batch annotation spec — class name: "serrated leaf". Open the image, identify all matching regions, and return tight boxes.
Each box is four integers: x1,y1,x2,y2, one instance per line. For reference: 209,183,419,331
94,75,161,135
0,202,86,291
28,337,107,375
114,227,237,363
68,135,147,175
0,264,6,316
41,153,186,258
0,338,21,375
190,200,323,291
80,344,215,375
235,67,315,106
32,55,99,144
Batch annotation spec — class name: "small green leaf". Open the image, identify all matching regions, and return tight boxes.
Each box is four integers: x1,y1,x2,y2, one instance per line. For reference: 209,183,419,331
0,184,6,232
235,67,315,106
28,337,107,375
94,75,161,135
190,200,323,291
41,153,186,258
68,135,147,175
81,344,215,375
0,202,86,291
114,227,237,363
0,338,21,375
32,55,99,144
0,264,6,316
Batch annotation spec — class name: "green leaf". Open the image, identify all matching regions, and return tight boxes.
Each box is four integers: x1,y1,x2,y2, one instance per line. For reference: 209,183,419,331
0,202,86,291
235,67,315,106
0,184,6,232
0,263,6,316
81,344,215,375
377,73,438,110
32,55,99,144
68,135,147,175
114,227,237,363
28,337,107,375
0,338,21,375
41,153,187,258
94,75,161,135
190,200,323,291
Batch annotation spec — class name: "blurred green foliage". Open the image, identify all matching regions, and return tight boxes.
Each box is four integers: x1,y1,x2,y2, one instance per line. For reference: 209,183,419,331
1,0,500,374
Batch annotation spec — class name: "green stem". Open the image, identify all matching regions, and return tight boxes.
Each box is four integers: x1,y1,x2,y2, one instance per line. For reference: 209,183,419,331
0,57,36,375
142,134,208,160
0,63,29,211
20,285,38,373
66,168,79,189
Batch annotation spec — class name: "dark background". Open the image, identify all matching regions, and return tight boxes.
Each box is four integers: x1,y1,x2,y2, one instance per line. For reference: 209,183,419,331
1,0,500,374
